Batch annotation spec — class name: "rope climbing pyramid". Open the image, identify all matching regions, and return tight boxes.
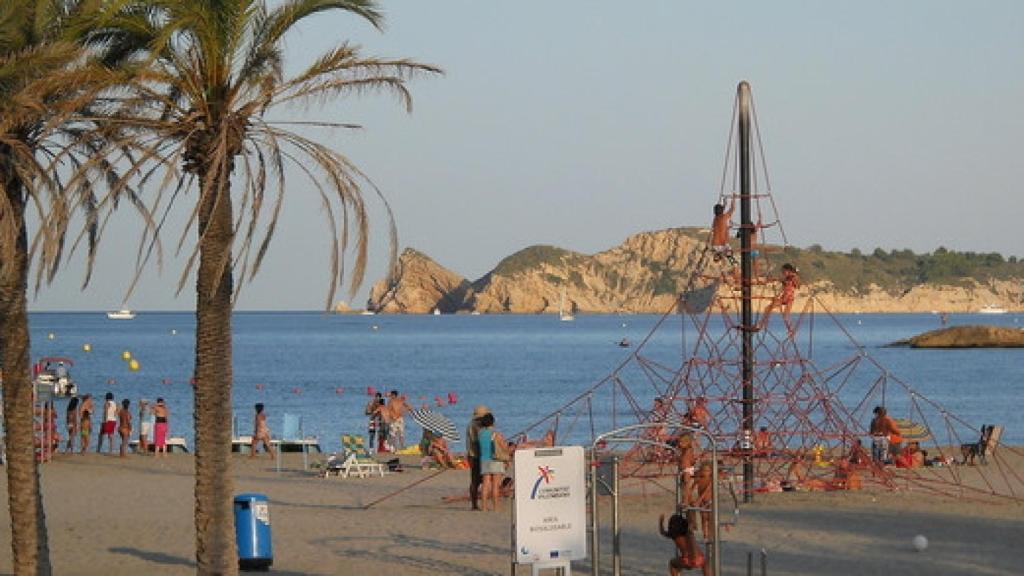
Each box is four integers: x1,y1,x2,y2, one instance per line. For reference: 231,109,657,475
514,82,1023,504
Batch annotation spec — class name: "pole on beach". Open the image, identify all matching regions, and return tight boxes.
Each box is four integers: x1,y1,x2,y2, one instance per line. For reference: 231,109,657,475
361,468,448,509
738,80,756,504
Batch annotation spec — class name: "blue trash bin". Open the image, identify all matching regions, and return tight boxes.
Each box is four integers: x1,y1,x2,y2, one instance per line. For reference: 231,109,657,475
234,493,273,571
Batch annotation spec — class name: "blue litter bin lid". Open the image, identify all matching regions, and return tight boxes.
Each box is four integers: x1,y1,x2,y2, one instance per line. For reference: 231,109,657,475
234,493,268,503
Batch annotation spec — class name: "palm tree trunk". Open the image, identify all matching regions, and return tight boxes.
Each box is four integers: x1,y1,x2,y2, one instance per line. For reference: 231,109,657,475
193,171,237,575
0,177,52,575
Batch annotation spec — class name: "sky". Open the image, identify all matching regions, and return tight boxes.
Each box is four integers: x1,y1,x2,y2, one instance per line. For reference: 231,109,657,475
29,1,1024,311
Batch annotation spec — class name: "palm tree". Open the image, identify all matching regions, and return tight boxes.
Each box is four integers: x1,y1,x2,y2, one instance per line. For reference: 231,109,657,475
112,1,439,571
0,1,147,573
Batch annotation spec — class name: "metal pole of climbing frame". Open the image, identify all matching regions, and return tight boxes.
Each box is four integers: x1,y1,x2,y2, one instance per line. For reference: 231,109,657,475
737,81,755,503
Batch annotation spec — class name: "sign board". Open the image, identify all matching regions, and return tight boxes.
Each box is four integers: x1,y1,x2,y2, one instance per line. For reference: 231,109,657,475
514,446,587,565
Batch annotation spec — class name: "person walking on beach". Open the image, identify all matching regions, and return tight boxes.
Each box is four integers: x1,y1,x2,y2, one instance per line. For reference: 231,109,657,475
138,400,153,454
251,403,274,458
98,392,117,453
79,394,93,453
153,398,169,457
383,390,409,451
466,405,488,510
117,399,132,458
65,397,80,453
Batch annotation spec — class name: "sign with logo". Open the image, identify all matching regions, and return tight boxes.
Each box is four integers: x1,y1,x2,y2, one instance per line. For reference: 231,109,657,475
514,446,587,564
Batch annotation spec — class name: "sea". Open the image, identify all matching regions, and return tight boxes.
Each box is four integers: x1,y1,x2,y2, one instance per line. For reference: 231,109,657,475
24,311,1024,453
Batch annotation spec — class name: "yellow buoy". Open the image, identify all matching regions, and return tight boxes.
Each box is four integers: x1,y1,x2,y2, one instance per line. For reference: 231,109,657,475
128,359,140,371
122,350,132,361
83,343,92,352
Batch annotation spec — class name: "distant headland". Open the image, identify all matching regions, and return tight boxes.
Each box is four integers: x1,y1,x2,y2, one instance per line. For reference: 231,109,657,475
343,227,1023,315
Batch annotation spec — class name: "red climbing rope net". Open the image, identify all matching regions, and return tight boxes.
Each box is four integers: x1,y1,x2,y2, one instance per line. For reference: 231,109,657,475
513,87,1024,505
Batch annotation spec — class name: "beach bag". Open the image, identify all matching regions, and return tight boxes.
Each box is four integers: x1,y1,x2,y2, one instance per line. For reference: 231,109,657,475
492,431,511,462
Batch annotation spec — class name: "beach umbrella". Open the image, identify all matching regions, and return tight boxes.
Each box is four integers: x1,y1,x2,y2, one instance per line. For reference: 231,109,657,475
894,418,932,442
409,408,460,442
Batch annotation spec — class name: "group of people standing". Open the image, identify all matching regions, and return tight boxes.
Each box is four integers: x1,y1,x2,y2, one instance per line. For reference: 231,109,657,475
64,393,169,457
364,390,409,453
465,405,510,512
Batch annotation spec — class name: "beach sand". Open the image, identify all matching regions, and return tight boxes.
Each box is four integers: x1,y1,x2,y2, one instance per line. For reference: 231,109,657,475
0,451,1022,575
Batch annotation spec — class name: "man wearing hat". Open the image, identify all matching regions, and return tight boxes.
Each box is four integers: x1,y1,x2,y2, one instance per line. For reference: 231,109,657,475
466,405,490,510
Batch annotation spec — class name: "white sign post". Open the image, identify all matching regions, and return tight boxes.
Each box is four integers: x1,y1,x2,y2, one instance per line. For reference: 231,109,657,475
514,446,587,574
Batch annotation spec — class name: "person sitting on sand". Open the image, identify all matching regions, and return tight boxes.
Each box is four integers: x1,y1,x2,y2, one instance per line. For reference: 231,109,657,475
514,429,556,450
759,263,800,333
659,509,709,576
427,431,455,469
896,441,924,468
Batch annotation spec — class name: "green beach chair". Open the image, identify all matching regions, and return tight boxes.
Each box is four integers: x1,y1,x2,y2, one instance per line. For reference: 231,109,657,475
339,434,385,478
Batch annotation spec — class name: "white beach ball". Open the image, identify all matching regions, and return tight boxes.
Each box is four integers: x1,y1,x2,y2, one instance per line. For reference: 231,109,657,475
912,535,928,552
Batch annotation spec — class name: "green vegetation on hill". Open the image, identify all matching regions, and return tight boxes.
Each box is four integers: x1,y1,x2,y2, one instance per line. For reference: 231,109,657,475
493,245,580,278
777,245,1023,294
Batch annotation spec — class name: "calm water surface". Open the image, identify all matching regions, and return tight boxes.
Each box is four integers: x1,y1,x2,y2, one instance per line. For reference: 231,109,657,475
26,311,1023,452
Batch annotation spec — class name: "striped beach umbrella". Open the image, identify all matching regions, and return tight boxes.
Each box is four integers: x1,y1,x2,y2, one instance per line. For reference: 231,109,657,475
409,408,460,442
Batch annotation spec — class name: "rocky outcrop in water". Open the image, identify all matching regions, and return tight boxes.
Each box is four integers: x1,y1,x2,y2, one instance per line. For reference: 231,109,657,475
890,325,1024,348
362,228,1024,314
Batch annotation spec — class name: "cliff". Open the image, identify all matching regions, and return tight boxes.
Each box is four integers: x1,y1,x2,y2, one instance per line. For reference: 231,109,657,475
364,228,1024,314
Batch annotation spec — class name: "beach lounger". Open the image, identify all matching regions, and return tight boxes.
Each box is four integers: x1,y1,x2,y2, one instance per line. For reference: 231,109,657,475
339,434,386,478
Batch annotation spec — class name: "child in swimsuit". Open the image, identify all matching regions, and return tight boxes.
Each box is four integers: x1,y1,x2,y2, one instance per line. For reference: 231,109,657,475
659,510,708,576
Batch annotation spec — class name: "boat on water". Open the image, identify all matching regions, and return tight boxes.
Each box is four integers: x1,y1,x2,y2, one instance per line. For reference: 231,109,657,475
107,309,136,320
32,356,77,398
979,304,1007,315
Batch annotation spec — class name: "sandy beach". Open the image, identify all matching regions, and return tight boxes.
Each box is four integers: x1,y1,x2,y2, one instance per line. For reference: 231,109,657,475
0,451,1022,575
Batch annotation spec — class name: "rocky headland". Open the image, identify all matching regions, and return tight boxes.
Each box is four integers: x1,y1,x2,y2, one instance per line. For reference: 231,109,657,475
890,325,1024,348
358,228,1024,315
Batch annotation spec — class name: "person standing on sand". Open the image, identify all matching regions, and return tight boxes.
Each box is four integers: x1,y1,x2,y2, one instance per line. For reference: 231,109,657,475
477,412,506,512
79,394,93,453
869,406,901,463
380,390,408,452
251,403,274,458
138,400,152,454
98,392,117,453
153,398,169,457
117,399,132,458
466,405,488,510
365,392,384,450
65,397,80,453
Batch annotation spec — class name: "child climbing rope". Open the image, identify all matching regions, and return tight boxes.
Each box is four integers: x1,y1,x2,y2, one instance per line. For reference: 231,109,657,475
760,262,800,333
659,509,709,576
710,198,736,264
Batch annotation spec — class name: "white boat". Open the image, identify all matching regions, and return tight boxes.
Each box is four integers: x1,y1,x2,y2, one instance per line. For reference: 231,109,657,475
559,287,575,322
978,304,1007,314
106,309,136,320
432,308,441,316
